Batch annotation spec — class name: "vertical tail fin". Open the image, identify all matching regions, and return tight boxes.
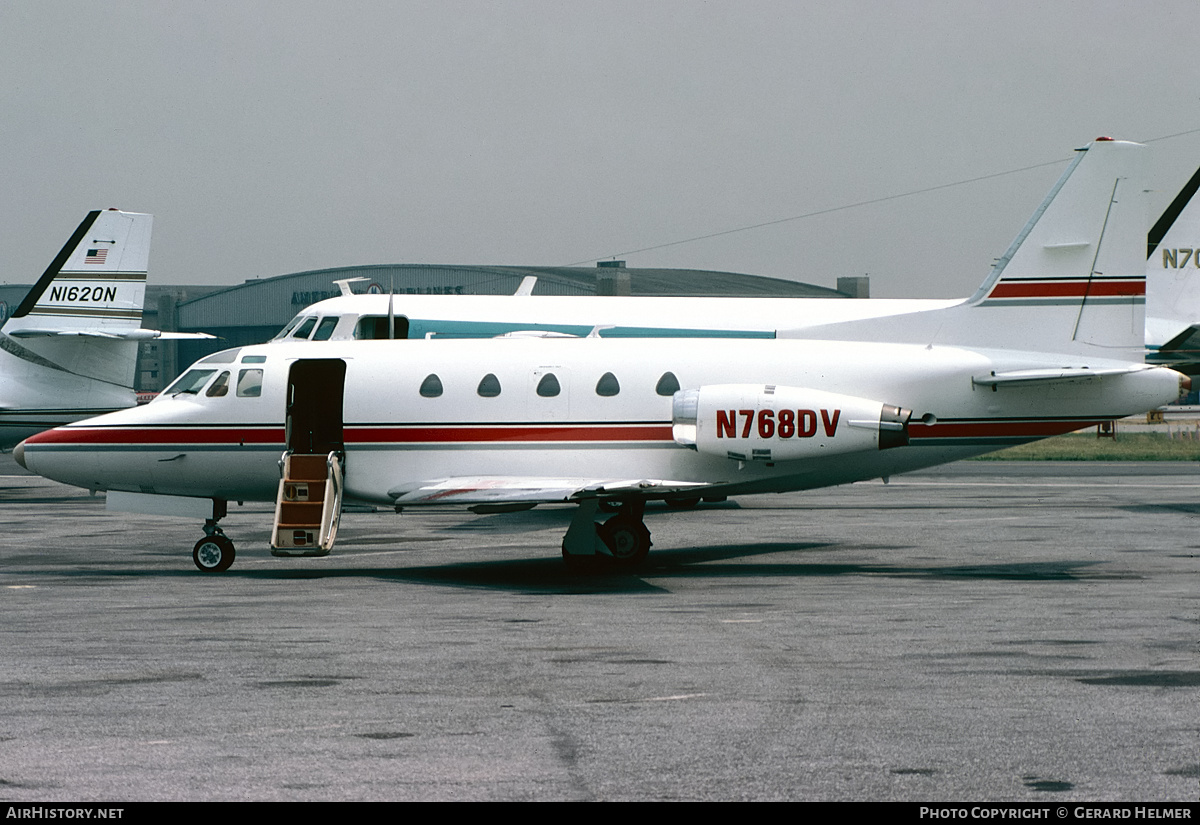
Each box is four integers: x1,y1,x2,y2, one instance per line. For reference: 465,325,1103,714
6,209,152,335
965,138,1146,352
1144,165,1200,361
780,138,1147,360
1,210,152,391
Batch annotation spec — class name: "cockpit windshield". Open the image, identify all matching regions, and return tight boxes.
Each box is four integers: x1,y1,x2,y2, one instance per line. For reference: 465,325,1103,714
292,317,317,339
313,316,339,340
272,315,304,340
163,369,219,396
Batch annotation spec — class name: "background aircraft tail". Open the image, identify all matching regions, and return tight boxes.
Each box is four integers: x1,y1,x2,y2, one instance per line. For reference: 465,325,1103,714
1144,165,1200,365
2,209,152,389
781,138,1147,361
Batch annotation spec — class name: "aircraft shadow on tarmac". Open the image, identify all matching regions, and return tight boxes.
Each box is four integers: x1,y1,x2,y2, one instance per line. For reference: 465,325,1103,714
203,541,1119,595
11,544,1123,596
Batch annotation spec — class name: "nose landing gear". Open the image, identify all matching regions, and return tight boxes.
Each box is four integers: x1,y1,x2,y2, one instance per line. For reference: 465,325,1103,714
192,502,236,573
193,530,236,573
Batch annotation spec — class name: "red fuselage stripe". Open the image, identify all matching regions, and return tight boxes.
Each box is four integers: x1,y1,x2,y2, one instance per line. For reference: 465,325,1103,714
909,420,1103,438
24,427,286,445
343,425,673,443
25,418,1111,447
24,424,674,446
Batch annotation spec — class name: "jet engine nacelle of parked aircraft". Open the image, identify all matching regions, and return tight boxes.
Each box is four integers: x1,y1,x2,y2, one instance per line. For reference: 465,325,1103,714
672,385,911,461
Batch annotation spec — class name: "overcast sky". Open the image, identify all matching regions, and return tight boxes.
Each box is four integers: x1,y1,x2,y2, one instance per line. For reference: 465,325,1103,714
2,0,1199,298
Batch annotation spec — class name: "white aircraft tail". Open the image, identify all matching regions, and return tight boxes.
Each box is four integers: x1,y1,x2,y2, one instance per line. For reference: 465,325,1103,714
7,209,152,334
1144,165,1200,363
782,138,1148,360
2,209,152,389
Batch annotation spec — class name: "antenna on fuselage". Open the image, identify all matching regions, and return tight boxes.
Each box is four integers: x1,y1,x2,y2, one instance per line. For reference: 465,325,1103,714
387,277,395,340
333,277,368,297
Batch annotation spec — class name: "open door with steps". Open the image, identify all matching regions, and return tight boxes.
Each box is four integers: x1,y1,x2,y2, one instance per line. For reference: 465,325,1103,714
271,451,344,555
271,359,346,557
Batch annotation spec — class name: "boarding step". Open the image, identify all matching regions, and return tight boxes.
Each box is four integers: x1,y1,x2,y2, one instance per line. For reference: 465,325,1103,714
271,451,344,556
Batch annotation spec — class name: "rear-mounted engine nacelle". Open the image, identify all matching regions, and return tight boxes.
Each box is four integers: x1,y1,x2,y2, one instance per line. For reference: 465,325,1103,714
672,384,911,462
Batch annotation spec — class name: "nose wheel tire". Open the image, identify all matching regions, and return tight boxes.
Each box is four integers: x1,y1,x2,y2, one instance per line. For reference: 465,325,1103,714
193,535,236,573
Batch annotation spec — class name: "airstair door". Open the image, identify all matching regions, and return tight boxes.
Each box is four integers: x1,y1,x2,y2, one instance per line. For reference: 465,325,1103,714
272,359,347,556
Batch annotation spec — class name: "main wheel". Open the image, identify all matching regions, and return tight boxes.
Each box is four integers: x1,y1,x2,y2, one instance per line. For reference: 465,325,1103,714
193,534,236,573
597,515,651,569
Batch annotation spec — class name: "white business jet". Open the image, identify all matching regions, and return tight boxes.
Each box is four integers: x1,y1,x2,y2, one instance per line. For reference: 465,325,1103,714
15,140,1188,573
0,209,210,449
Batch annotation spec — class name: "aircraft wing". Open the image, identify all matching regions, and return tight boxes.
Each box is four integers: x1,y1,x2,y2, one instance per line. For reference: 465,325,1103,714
6,329,216,340
388,476,713,507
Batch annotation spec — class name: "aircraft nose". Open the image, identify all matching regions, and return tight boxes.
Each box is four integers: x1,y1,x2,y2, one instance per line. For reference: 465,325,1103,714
13,440,26,470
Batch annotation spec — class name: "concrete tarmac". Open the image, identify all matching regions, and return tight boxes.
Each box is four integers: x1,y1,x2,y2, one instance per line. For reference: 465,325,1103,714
1,454,1198,801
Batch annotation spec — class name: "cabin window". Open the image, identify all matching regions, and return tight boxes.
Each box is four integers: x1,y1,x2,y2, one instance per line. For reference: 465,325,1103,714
596,372,620,397
536,373,561,397
237,369,264,398
206,371,231,398
656,371,680,396
312,316,339,341
164,369,217,396
242,355,267,364
477,373,501,397
354,315,410,340
419,374,443,398
292,317,317,339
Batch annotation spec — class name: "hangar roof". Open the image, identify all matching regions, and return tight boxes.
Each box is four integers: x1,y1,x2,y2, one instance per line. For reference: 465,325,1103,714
176,263,848,330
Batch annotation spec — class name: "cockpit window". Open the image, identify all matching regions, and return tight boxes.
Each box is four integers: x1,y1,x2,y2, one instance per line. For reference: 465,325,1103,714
312,316,339,341
164,369,218,396
273,315,303,340
292,317,317,339
205,371,231,397
354,315,410,340
237,369,264,398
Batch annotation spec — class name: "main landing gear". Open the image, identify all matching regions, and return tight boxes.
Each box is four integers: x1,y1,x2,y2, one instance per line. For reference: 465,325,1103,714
192,501,236,573
562,499,652,571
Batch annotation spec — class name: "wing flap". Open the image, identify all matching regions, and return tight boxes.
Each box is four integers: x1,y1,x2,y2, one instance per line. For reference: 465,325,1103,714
388,476,712,506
